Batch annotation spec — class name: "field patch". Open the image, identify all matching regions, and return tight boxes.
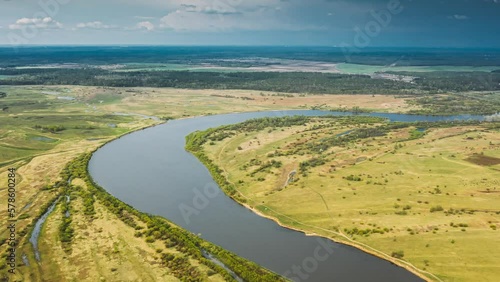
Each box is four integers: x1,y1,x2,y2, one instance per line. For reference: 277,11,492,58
466,154,500,166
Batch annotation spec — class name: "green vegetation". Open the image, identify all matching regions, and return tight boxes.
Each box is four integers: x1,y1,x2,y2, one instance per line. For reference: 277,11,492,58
409,128,426,140
0,68,420,94
33,124,66,133
192,115,500,281
58,196,74,252
407,91,500,115
2,67,500,95
389,71,500,92
391,250,405,259
430,206,444,213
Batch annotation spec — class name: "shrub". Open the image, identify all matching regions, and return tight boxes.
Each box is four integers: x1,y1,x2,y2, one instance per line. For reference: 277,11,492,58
391,250,405,259
345,175,362,181
430,205,444,212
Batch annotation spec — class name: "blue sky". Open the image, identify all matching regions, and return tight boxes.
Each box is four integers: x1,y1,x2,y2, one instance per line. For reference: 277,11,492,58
0,0,499,47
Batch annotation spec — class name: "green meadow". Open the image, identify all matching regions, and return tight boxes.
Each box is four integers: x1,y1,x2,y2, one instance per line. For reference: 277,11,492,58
198,117,500,281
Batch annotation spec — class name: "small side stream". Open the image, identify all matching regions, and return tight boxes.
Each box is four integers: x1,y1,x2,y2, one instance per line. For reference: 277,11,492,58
202,250,244,282
65,195,70,217
29,197,60,262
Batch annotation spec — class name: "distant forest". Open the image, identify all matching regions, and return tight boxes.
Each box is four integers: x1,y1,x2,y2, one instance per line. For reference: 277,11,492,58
1,68,499,94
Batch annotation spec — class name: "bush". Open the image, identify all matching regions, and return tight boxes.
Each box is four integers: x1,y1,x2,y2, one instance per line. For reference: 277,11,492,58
391,250,405,259
345,175,362,181
18,214,30,220
430,205,444,212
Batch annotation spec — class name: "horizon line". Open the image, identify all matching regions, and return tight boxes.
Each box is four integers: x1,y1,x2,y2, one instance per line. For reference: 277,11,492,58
1,44,500,50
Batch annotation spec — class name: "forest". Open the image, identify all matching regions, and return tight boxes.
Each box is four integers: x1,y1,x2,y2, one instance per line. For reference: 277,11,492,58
1,68,500,94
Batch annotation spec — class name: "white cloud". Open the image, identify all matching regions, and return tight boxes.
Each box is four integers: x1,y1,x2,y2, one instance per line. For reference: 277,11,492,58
118,0,282,10
136,21,155,31
159,0,322,32
450,14,469,20
159,10,259,31
76,21,115,29
9,17,63,30
201,6,240,15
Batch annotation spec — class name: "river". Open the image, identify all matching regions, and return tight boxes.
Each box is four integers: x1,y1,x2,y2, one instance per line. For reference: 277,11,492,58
89,110,483,282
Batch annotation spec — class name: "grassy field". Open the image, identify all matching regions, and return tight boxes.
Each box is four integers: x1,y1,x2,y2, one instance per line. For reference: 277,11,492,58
66,86,418,115
0,86,162,281
199,117,500,281
7,85,415,118
0,85,419,281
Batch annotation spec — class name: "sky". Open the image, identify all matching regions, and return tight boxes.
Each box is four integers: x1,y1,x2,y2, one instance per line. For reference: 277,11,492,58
0,0,499,47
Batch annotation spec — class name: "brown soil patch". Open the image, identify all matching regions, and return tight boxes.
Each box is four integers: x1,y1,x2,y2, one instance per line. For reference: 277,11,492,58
466,154,500,166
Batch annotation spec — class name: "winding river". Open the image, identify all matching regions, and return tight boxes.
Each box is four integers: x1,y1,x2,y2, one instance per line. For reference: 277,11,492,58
89,110,483,282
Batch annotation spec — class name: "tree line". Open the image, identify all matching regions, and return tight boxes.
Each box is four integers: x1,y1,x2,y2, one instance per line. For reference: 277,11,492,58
3,67,500,94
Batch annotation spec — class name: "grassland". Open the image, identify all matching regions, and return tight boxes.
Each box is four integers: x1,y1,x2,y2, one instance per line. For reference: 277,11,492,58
195,117,500,282
407,92,500,116
19,85,417,117
336,63,499,75
0,85,420,281
0,86,163,281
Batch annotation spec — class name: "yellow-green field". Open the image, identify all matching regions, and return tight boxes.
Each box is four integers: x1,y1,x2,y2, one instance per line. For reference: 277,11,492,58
200,117,500,281
37,85,417,116
0,86,418,281
0,86,162,281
